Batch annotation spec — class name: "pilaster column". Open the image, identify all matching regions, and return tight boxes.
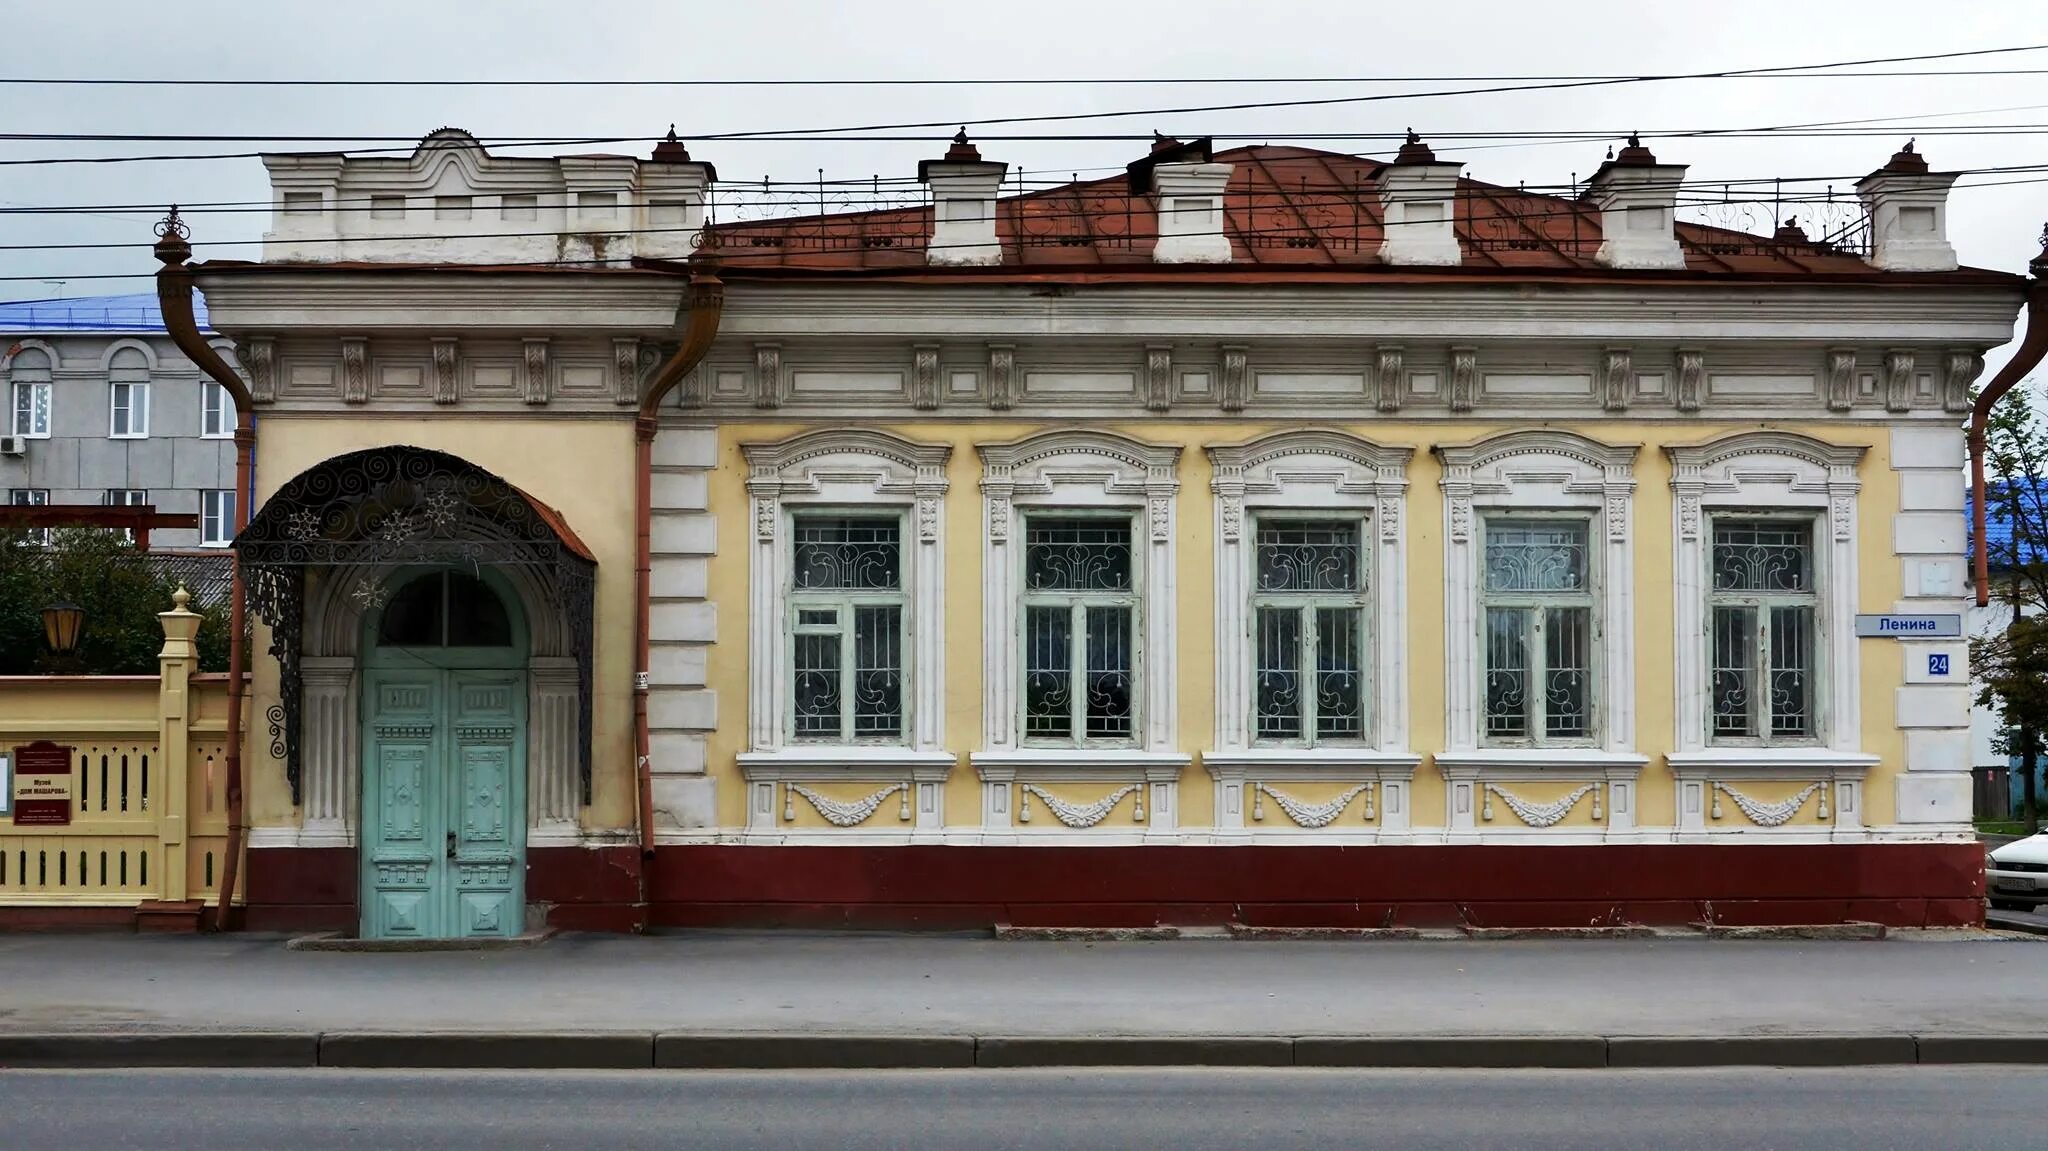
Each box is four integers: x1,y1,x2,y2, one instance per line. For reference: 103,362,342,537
529,657,581,839
299,656,357,846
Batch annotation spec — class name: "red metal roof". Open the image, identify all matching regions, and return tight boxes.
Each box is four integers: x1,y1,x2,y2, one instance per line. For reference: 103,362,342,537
690,144,2011,285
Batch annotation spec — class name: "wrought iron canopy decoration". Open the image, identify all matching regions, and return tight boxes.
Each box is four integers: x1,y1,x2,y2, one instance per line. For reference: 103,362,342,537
237,445,596,805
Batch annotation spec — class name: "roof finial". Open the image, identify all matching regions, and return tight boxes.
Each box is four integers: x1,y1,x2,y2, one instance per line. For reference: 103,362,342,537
954,126,969,145
1393,129,1436,164
1605,145,1614,161
1628,131,1641,149
152,204,191,266
651,127,693,163
1904,137,1917,153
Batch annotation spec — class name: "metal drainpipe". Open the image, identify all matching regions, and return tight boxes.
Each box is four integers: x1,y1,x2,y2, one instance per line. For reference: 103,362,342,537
1972,230,2048,606
152,210,257,929
632,264,725,919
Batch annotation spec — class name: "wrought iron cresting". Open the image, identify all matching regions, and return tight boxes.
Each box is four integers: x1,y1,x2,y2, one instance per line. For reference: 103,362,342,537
236,446,597,805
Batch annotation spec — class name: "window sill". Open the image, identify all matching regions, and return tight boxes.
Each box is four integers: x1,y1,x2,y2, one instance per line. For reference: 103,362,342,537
972,748,1191,783
1203,749,1421,780
737,747,957,782
1666,748,1879,780
1433,748,1649,781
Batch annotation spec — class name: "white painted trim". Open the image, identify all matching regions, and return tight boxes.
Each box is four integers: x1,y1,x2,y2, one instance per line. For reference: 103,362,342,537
1435,749,1648,840
1203,750,1420,836
645,824,1958,847
1665,431,1866,754
1434,430,1639,753
737,748,957,836
977,429,1182,752
1206,430,1413,753
740,428,952,755
971,749,1191,840
1666,747,1875,838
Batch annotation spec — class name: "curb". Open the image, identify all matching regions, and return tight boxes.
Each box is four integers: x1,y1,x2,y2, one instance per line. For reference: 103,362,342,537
7,1031,2048,1070
656,1034,975,1069
318,1032,649,1068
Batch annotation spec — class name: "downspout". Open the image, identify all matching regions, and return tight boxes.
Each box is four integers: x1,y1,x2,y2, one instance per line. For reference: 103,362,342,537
1972,231,2048,606
633,263,725,908
152,210,257,929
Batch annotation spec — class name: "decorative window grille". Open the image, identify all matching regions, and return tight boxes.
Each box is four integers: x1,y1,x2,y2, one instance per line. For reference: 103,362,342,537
787,515,905,742
201,381,232,438
1708,517,1818,741
1480,517,1595,744
10,351,51,437
1021,516,1137,744
200,489,235,548
1251,517,1368,745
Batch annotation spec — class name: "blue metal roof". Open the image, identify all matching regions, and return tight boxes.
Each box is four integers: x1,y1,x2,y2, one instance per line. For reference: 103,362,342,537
1971,477,2048,565
0,290,209,334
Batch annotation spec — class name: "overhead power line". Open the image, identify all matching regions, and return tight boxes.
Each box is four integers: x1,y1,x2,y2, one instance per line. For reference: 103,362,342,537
7,124,2048,170
4,64,2047,87
0,42,2044,171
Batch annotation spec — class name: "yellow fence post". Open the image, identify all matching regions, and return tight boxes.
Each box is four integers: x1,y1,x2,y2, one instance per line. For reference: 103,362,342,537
152,586,200,909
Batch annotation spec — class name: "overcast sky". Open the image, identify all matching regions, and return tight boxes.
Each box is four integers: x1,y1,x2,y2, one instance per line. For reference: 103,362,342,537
2,0,2042,326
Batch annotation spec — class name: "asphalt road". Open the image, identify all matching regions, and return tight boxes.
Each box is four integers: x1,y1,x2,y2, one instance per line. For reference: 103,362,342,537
2,1067,2043,1151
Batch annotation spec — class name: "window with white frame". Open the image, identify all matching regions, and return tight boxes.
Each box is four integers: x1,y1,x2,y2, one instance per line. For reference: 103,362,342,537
978,430,1181,757
1480,517,1595,745
8,489,50,546
1436,430,1638,757
109,382,149,438
10,348,52,437
104,489,146,542
1665,432,1864,755
788,514,906,742
201,381,232,438
741,429,951,758
200,489,235,547
1252,516,1368,745
1021,515,1139,744
1708,516,1819,742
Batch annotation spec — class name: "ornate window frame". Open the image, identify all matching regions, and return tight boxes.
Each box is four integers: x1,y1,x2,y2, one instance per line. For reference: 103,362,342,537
1664,432,1876,815
738,429,953,783
973,430,1188,838
1203,431,1420,838
1435,431,1646,839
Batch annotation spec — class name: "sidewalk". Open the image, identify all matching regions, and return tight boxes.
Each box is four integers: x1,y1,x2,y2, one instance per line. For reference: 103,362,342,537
1,931,2044,1067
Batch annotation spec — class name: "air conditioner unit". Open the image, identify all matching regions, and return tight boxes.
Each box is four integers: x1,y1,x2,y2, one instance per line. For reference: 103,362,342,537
0,436,27,457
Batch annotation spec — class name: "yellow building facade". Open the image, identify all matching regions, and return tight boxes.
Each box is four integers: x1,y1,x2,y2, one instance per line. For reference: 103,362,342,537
186,130,2027,935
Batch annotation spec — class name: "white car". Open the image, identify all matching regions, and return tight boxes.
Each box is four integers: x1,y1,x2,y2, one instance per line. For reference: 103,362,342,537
1988,832,2048,911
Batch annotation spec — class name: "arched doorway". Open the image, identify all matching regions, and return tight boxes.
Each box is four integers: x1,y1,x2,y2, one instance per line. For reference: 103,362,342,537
360,568,528,939
236,445,597,938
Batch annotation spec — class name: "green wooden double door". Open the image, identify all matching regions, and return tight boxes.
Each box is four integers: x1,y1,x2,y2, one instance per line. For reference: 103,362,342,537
362,668,526,938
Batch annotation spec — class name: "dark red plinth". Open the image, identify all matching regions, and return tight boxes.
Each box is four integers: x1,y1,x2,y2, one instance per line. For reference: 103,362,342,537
215,841,1986,934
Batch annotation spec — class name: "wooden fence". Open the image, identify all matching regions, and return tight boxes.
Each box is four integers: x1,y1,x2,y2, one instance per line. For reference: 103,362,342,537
0,592,238,927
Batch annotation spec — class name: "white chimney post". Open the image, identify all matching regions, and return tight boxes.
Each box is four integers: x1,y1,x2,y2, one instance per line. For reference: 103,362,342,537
920,130,1007,266
1150,161,1235,264
1375,131,1463,266
635,128,715,261
1584,136,1688,271
1855,141,1959,272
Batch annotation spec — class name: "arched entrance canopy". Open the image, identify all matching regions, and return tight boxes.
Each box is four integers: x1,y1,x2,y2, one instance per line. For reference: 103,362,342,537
237,445,596,806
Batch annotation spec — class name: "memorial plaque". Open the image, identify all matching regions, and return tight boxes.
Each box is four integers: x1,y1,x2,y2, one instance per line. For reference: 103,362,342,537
11,741,73,826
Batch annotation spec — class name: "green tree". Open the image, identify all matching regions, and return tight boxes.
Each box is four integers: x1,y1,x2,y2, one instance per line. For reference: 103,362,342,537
0,526,229,675
1971,380,2048,833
